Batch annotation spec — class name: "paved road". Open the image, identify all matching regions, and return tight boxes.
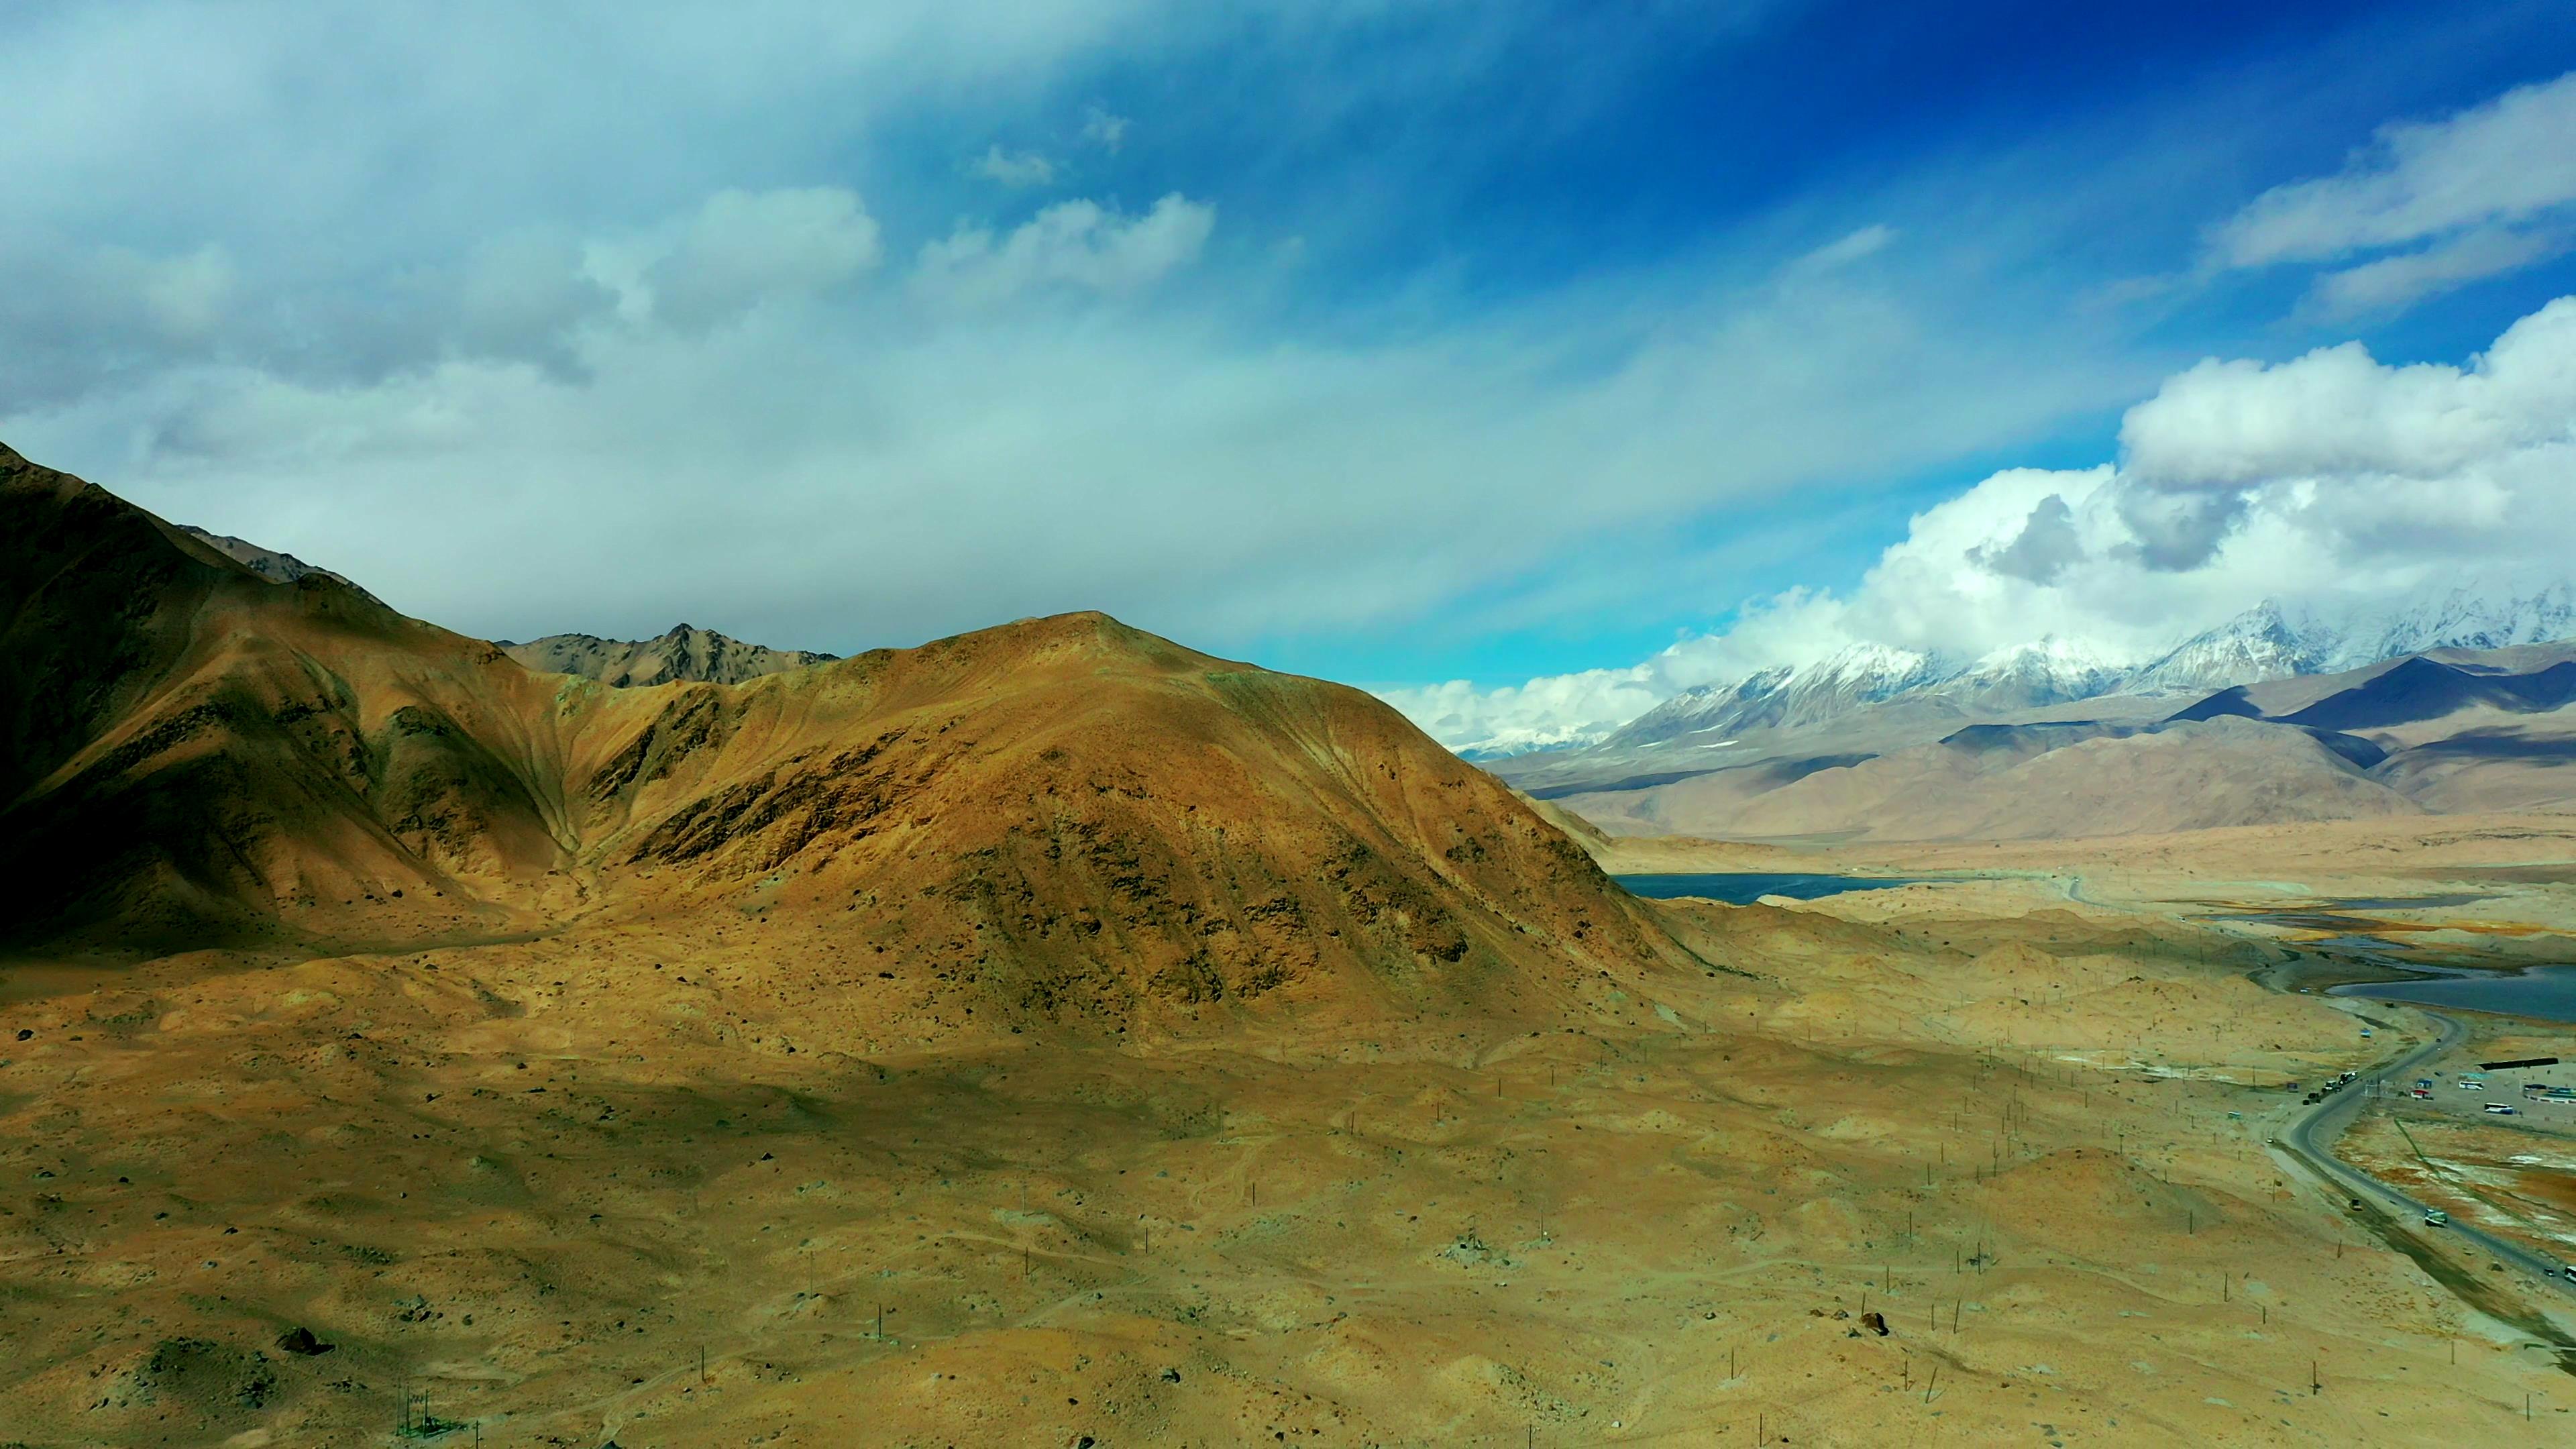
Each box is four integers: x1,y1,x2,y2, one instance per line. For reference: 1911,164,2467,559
2049,872,2573,1302
2274,1008,2576,1299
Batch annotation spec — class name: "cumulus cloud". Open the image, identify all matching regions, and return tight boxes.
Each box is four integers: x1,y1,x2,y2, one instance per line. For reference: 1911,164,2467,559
2122,302,2576,488
971,145,1059,188
1385,668,1665,757
647,187,883,333
1395,296,2576,750
915,193,1214,305
1967,493,2083,584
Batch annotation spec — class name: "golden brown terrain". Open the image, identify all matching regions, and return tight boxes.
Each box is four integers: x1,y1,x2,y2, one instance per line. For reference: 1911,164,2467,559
7,445,2576,1446
13,877,2576,1446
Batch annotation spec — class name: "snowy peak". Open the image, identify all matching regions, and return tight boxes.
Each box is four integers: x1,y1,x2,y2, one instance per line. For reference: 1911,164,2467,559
1941,636,2124,711
1468,581,2576,767
2131,584,2576,696
1595,665,1790,751
1786,642,1952,719
2330,581,2576,667
2126,600,2336,695
1599,647,1950,751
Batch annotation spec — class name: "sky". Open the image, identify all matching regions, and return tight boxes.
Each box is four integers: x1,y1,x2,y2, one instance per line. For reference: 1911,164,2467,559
7,1,2576,753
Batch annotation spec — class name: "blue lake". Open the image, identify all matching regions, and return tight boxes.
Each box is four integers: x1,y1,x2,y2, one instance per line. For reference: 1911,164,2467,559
2330,965,2576,1025
1614,873,1917,905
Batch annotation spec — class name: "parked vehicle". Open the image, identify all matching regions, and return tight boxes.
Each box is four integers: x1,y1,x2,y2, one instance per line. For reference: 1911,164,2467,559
2425,1210,2450,1227
2485,1104,2517,1115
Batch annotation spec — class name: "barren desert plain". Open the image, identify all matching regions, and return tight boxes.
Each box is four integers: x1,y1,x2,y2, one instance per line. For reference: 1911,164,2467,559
9,451,2576,1447
13,818,2576,1446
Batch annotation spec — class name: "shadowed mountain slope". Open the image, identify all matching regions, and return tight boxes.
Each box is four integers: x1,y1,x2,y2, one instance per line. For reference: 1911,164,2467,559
1,443,592,950
2276,656,2576,733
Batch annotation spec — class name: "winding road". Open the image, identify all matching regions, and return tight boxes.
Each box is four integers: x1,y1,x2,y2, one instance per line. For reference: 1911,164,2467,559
2273,1008,2576,1299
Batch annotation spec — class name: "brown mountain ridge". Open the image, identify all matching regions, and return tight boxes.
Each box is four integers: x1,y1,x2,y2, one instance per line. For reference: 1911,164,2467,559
0,441,1686,1028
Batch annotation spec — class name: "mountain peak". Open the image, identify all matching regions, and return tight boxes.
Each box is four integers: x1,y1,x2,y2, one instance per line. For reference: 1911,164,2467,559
503,624,839,688
173,524,390,609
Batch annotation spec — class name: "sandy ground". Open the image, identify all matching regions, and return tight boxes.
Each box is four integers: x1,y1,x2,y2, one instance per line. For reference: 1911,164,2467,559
11,836,2576,1448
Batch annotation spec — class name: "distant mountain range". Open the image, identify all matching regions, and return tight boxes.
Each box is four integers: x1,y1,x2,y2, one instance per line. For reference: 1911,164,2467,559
177,524,389,608
1546,636,2576,843
1523,583,2576,761
496,624,837,688
175,522,835,689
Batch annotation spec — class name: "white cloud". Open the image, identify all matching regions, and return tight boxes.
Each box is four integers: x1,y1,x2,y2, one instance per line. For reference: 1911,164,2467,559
647,187,883,332
1397,296,2576,751
2121,299,2576,490
1080,105,1130,152
2304,225,2566,319
971,144,1059,188
1380,668,1664,757
1792,223,1896,272
21,209,2143,700
2211,70,2576,268
915,193,1215,305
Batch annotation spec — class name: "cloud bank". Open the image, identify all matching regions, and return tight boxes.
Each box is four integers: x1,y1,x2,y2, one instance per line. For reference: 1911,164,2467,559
1391,294,2576,751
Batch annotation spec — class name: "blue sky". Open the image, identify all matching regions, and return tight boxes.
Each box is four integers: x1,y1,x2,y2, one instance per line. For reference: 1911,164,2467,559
6,1,2576,749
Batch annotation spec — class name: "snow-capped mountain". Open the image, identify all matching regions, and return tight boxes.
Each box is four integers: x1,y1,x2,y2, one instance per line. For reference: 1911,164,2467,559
1599,637,2126,755
1941,637,2127,712
2129,583,2576,696
1601,644,1951,751
1518,582,2576,763
2123,599,2342,695
2333,581,2576,668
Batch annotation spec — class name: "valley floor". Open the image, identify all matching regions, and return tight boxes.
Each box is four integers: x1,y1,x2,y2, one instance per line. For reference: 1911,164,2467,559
9,824,2576,1446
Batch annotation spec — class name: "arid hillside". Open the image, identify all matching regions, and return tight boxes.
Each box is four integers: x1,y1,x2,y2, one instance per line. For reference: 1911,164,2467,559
0,442,1680,1027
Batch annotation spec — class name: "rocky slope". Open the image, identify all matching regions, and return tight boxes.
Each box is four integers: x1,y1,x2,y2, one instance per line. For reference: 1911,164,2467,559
499,623,837,687
174,523,389,606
